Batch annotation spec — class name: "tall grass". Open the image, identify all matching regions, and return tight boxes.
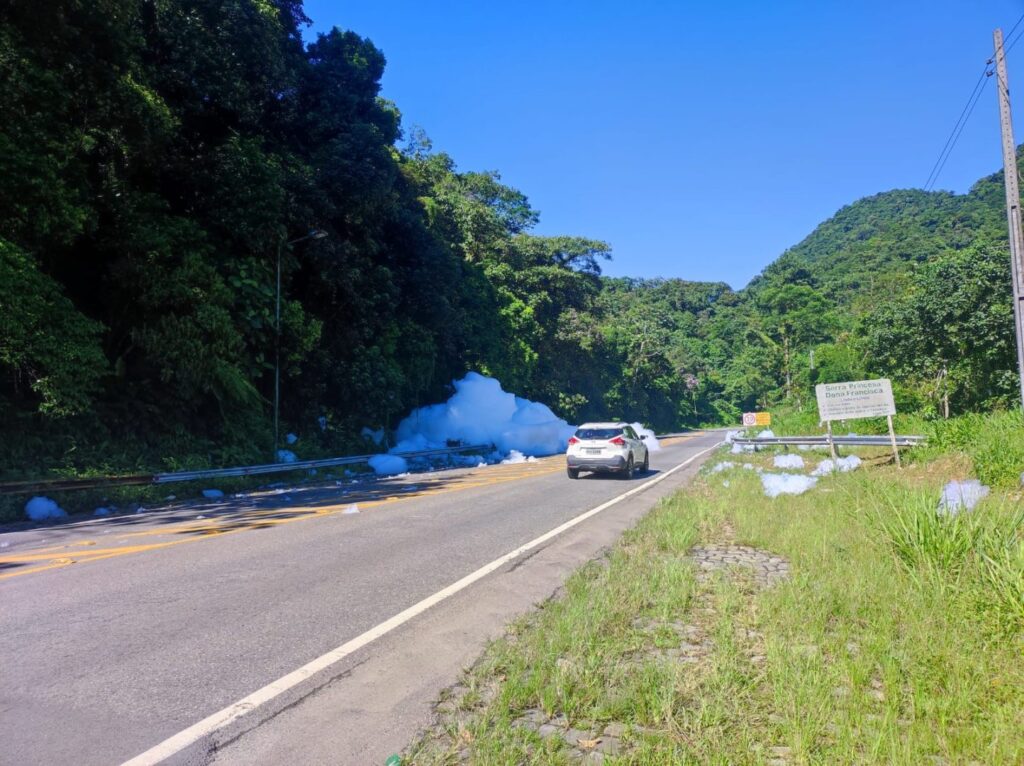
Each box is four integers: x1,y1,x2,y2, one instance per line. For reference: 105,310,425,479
865,486,1024,627
924,410,1024,489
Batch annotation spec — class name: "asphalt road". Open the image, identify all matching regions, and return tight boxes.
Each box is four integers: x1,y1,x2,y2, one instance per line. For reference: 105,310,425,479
0,431,722,765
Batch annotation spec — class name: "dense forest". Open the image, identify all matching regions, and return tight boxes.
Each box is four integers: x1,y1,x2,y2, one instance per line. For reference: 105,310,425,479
1,1,1020,476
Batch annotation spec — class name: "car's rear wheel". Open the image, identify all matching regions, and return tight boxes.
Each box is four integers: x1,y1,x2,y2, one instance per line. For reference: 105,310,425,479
622,455,634,480
567,467,580,479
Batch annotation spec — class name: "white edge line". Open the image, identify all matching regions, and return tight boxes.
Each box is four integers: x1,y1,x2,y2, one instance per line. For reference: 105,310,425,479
121,439,723,765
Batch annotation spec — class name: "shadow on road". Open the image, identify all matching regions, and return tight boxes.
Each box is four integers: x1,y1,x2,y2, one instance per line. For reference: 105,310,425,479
0,472,469,543
574,468,661,481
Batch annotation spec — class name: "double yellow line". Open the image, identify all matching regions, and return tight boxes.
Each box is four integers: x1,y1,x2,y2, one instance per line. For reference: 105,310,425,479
0,436,692,582
0,457,565,581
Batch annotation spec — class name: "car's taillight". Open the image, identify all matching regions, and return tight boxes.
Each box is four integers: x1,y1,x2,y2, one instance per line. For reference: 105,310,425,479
568,436,580,446
609,436,625,446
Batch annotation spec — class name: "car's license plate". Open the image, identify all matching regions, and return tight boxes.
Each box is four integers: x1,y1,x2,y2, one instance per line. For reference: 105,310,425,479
586,449,601,455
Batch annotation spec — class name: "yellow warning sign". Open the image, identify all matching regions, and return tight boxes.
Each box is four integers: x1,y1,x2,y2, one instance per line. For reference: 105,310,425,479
742,412,772,427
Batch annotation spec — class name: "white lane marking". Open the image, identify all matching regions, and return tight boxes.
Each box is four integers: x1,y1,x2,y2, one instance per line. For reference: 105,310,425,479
122,439,723,765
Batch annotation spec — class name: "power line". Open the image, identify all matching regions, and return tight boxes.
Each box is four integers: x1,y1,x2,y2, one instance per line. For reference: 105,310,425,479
928,74,991,192
923,13,1024,192
1004,12,1024,54
1006,28,1024,56
924,65,992,191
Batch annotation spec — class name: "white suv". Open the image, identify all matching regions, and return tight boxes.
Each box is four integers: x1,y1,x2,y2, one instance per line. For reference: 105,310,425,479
566,422,650,480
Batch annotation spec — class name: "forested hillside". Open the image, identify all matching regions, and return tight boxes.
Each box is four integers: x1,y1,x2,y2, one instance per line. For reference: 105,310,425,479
1,1,1019,478
626,165,1022,424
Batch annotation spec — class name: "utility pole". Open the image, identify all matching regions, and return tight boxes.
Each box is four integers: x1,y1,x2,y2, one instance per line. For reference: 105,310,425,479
993,28,1024,411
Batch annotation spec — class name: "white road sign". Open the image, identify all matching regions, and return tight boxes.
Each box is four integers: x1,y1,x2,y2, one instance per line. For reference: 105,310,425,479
815,379,896,421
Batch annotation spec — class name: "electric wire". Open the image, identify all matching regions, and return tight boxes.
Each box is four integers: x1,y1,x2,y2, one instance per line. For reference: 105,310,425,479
1004,12,1024,54
923,12,1024,191
927,75,990,191
924,65,991,191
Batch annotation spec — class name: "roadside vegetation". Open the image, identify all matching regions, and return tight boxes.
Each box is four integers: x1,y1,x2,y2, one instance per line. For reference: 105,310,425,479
2,1,1023,497
768,409,1024,489
408,416,1023,764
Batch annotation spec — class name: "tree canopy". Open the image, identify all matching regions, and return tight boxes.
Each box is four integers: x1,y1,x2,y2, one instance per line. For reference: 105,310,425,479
0,1,1020,476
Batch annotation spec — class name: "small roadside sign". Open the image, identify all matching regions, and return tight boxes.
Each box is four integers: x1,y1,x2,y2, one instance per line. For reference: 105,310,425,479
742,412,771,427
814,378,901,468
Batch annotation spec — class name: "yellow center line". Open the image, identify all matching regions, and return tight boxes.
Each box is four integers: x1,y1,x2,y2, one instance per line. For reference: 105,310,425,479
0,461,566,580
0,436,701,581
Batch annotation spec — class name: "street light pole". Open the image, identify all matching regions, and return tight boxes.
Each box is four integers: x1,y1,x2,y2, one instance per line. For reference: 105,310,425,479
274,229,327,459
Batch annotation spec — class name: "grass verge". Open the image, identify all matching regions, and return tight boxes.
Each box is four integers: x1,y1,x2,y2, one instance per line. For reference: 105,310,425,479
408,442,1023,765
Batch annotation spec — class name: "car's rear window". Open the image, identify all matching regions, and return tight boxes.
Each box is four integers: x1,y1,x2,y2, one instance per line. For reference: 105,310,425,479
575,428,622,440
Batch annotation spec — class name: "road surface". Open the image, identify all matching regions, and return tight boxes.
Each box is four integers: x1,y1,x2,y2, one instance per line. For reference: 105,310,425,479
0,431,721,765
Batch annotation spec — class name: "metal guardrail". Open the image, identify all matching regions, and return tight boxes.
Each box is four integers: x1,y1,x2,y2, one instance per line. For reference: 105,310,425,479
0,443,494,496
730,435,926,448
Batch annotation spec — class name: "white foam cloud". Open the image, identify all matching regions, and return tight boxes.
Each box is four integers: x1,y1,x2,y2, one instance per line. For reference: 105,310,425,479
392,372,575,457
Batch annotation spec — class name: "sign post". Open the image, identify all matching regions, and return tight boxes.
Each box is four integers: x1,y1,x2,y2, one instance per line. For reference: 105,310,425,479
886,414,901,469
815,379,900,468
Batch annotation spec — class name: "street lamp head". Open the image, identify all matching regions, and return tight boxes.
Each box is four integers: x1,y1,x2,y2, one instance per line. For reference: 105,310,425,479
286,229,329,247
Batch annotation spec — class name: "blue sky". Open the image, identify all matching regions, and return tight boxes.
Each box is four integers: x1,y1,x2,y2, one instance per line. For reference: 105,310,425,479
302,0,1024,289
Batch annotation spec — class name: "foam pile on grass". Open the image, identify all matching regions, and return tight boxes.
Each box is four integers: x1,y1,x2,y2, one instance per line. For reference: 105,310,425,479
773,454,805,470
760,472,817,498
811,455,862,476
938,479,990,516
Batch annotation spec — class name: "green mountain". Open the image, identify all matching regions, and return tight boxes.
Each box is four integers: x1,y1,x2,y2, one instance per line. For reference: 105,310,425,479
603,154,1021,421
